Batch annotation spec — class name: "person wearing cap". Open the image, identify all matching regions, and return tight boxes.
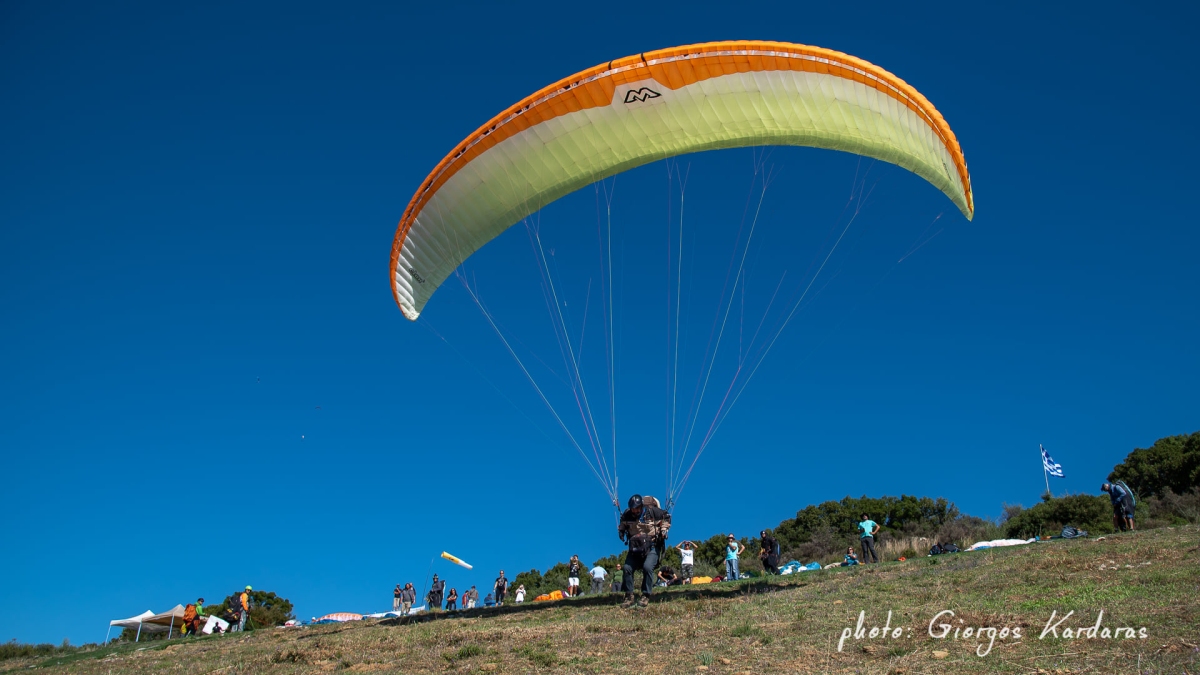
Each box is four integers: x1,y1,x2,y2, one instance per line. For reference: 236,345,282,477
617,493,672,608
1102,483,1135,531
238,586,252,631
185,597,205,636
393,584,403,612
428,574,445,612
724,535,745,581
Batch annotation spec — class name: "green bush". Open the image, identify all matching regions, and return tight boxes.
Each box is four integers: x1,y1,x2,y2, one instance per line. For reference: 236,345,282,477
0,639,83,661
207,590,295,629
1003,494,1114,538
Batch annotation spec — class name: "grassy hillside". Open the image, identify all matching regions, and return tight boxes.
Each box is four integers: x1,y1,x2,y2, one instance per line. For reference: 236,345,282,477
8,526,1197,674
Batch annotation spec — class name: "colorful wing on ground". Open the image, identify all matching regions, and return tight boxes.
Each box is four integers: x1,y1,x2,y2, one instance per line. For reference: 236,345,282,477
390,40,973,320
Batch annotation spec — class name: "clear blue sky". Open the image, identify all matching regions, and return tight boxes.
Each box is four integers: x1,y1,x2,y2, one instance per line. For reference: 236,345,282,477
2,0,1196,645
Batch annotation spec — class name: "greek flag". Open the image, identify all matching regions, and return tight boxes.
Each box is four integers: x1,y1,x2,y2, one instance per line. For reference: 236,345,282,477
1041,445,1064,477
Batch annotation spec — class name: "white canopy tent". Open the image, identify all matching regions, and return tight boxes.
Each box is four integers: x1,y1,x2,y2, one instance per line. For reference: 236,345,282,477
142,605,188,639
106,610,166,644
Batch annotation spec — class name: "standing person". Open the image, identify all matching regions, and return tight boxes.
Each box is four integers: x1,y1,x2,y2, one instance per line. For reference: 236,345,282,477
227,590,242,631
193,598,206,635
1102,483,1136,531
445,587,458,611
183,598,205,636
400,583,416,614
428,574,445,612
724,535,745,581
759,530,780,575
467,586,479,609
515,585,526,603
858,514,880,563
589,563,608,594
675,541,695,582
494,570,509,606
567,555,584,597
393,584,402,612
617,493,672,608
238,586,252,631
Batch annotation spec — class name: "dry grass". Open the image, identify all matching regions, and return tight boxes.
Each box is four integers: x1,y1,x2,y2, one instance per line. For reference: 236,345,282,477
7,526,1198,674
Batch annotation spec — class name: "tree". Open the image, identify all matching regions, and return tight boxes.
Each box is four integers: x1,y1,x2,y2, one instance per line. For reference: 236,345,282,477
510,568,543,598
1003,494,1113,538
209,590,294,629
1109,431,1200,498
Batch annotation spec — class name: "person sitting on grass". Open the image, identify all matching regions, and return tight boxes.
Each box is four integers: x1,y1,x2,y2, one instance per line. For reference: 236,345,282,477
842,547,859,566
445,587,458,611
657,566,682,586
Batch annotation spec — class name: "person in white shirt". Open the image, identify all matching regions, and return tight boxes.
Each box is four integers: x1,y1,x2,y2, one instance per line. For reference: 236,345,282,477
514,585,526,603
676,540,696,582
589,564,608,594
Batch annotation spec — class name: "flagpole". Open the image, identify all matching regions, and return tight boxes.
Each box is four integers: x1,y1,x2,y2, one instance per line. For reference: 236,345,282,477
1041,445,1051,498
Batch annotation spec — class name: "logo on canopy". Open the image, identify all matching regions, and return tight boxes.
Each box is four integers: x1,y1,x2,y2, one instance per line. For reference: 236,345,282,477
623,87,661,104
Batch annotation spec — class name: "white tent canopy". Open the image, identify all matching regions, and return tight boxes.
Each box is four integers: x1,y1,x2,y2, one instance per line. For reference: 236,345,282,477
143,605,187,634
109,610,157,630
106,610,169,643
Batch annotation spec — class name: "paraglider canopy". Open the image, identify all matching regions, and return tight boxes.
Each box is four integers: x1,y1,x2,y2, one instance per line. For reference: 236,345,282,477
390,40,973,320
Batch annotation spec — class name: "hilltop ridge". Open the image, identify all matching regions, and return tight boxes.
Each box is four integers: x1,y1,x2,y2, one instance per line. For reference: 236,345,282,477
7,525,1198,674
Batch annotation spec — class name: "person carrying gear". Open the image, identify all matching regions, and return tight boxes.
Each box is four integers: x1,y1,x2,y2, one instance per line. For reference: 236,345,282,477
759,530,781,575
183,598,205,636
617,494,672,608
1102,482,1136,531
428,574,445,612
238,586,252,631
